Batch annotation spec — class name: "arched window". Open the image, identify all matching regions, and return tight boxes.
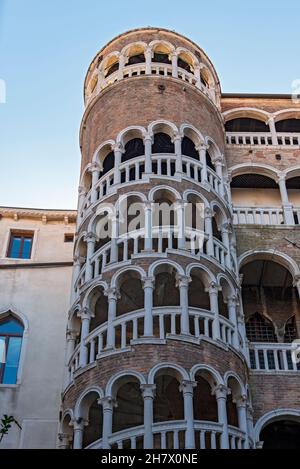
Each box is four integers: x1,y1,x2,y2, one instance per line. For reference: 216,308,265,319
0,314,24,384
122,138,145,162
101,151,114,176
181,136,199,160
225,118,269,133
152,133,175,154
127,54,145,65
206,151,214,170
246,312,277,342
284,316,297,343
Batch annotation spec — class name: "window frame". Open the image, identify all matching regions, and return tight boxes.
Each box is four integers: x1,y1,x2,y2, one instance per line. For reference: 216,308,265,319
0,316,24,385
7,230,34,259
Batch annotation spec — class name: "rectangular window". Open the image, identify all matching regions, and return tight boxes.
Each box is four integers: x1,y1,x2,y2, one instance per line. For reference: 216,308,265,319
64,233,74,243
7,232,33,259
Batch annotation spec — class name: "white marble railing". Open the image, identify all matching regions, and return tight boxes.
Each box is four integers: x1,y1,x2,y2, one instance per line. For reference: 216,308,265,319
86,62,214,106
85,420,244,450
226,131,300,146
249,343,300,372
67,307,235,380
78,154,224,222
233,207,284,225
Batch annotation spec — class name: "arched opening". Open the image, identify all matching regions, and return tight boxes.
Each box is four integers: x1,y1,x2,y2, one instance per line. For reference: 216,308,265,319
154,373,184,421
284,316,297,343
112,377,144,435
104,57,119,78
116,270,144,317
60,414,74,449
181,136,199,160
82,394,103,448
226,377,240,428
152,189,177,252
0,313,24,385
94,210,112,253
260,419,300,449
218,278,230,319
231,173,281,217
89,286,108,332
241,259,299,343
188,269,210,310
275,118,300,133
206,151,215,170
101,151,115,176
118,195,145,257
82,170,92,193
153,267,179,308
178,53,193,73
225,118,269,133
193,373,218,422
125,44,146,66
211,205,224,242
122,138,145,163
152,132,175,154
185,194,205,250
152,44,172,65
286,176,300,219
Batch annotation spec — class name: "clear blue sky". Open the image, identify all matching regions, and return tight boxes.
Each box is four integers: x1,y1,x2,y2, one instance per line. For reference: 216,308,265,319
0,0,299,209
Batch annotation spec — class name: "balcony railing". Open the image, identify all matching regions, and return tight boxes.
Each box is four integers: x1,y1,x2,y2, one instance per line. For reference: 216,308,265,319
79,154,225,222
85,420,246,450
226,132,300,146
233,206,300,225
67,307,236,382
249,343,300,372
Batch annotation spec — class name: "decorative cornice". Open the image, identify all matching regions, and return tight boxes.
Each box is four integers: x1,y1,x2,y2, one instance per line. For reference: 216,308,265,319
0,206,77,223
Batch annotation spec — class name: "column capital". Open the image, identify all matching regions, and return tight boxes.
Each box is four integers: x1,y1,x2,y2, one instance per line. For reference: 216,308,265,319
98,396,117,410
176,274,191,289
179,380,197,395
84,231,97,243
140,384,156,399
172,132,183,143
212,155,224,166
204,207,213,218
66,329,78,341
142,276,155,290
212,384,231,400
112,142,125,154
226,295,239,307
276,172,286,183
221,222,232,234
104,287,120,301
77,307,94,320
73,418,88,431
266,115,275,125
90,162,101,173
143,201,153,210
205,281,220,295
143,133,153,143
195,143,209,152
234,394,248,408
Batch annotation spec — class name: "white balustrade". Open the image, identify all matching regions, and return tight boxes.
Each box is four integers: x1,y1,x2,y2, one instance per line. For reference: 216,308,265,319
226,131,300,147
233,206,284,225
212,237,227,265
228,426,247,449
249,343,300,372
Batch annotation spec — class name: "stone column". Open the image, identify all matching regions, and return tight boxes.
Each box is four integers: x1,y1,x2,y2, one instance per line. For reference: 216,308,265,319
294,276,300,337
227,296,240,350
64,329,77,388
77,185,87,214
144,201,153,251
173,133,183,176
221,223,232,269
71,255,82,303
277,173,294,225
235,396,250,449
204,207,214,256
78,308,93,367
145,47,152,75
142,277,155,337
91,163,101,204
246,404,255,446
99,397,115,449
175,199,186,250
73,420,85,449
213,156,225,196
110,214,119,263
180,380,196,449
207,282,220,340
176,275,191,336
84,232,97,282
141,384,156,449
113,143,124,185
144,134,153,176
267,116,278,146
197,144,208,184
171,52,178,78
214,384,230,449
105,288,119,349
117,54,125,80
194,65,201,88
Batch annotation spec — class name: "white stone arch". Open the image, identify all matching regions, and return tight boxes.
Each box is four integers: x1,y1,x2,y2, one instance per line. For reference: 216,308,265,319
216,272,236,298
87,204,115,233
190,364,224,387
0,306,29,385
205,136,223,162
254,408,300,443
186,262,216,288
224,371,246,396
273,108,300,123
61,408,74,423
100,51,120,75
183,188,210,208
148,184,181,203
148,362,190,385
116,190,147,211
238,249,300,280
210,199,228,229
180,123,205,147
285,165,300,180
111,265,146,289
105,370,146,398
222,107,271,124
199,64,216,88
149,39,175,56
92,139,115,166
228,162,279,182
176,47,199,69
67,302,81,325
116,125,147,147
82,280,109,309
73,230,87,257
148,259,185,278
79,163,93,190
121,41,148,61
74,386,104,419
148,119,178,139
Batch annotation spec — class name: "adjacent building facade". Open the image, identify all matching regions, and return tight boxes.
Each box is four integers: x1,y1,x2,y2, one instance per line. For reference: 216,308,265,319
1,27,300,449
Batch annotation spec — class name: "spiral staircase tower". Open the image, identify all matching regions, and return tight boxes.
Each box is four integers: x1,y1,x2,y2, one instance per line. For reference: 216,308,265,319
59,28,253,450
